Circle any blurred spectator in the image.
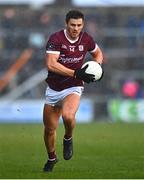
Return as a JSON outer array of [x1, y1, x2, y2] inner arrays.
[[126, 15, 139, 47], [126, 16, 139, 28], [138, 14, 144, 49], [0, 30, 4, 49], [122, 80, 143, 99], [1, 8, 16, 49], [29, 32, 45, 48], [140, 15, 144, 33], [106, 12, 118, 27], [86, 19, 97, 38], [39, 12, 51, 28], [1, 8, 16, 29]]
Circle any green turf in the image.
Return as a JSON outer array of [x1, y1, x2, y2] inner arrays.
[[0, 122, 144, 179]]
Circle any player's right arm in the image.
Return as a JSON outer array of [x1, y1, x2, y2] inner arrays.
[[45, 53, 74, 77], [46, 33, 75, 77]]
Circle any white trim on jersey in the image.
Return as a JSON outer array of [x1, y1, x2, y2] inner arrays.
[[46, 50, 60, 54], [64, 29, 79, 44], [90, 43, 98, 53]]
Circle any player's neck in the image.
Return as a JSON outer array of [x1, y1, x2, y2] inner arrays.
[[64, 29, 79, 43]]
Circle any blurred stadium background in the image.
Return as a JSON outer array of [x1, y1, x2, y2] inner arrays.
[[0, 0, 144, 123]]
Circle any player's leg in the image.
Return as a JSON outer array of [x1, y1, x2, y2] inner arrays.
[[62, 93, 80, 160], [43, 104, 61, 172]]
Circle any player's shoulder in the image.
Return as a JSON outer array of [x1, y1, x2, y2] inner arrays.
[[82, 31, 94, 41]]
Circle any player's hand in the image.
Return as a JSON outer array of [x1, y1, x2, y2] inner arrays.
[[74, 65, 95, 83]]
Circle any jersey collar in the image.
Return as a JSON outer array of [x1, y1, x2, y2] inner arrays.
[[64, 29, 79, 44]]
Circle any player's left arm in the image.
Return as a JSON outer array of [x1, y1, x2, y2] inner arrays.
[[91, 45, 104, 81], [90, 45, 103, 65]]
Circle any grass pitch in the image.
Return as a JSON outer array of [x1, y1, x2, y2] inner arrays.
[[0, 122, 144, 179]]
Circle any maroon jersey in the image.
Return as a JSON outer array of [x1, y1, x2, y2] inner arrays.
[[45, 29, 97, 91]]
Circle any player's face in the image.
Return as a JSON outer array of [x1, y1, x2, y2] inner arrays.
[[66, 18, 84, 40]]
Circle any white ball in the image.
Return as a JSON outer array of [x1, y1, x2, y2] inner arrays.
[[82, 61, 102, 81]]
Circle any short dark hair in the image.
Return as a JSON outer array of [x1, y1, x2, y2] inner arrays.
[[66, 10, 84, 23]]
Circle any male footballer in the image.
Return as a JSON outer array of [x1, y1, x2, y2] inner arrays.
[[43, 9, 103, 172]]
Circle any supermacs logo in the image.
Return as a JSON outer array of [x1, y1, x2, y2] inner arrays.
[[60, 55, 84, 64]]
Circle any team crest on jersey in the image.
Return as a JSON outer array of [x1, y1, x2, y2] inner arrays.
[[78, 45, 84, 51]]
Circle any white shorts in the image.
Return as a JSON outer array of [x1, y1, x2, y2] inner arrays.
[[45, 86, 84, 106]]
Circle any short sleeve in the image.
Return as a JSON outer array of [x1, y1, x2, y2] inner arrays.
[[46, 33, 61, 54], [87, 35, 98, 53]]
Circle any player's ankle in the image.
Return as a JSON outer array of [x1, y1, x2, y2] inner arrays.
[[64, 135, 72, 141], [48, 151, 57, 161]]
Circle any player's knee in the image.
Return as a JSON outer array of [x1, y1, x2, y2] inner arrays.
[[44, 127, 55, 135], [62, 111, 75, 122]]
